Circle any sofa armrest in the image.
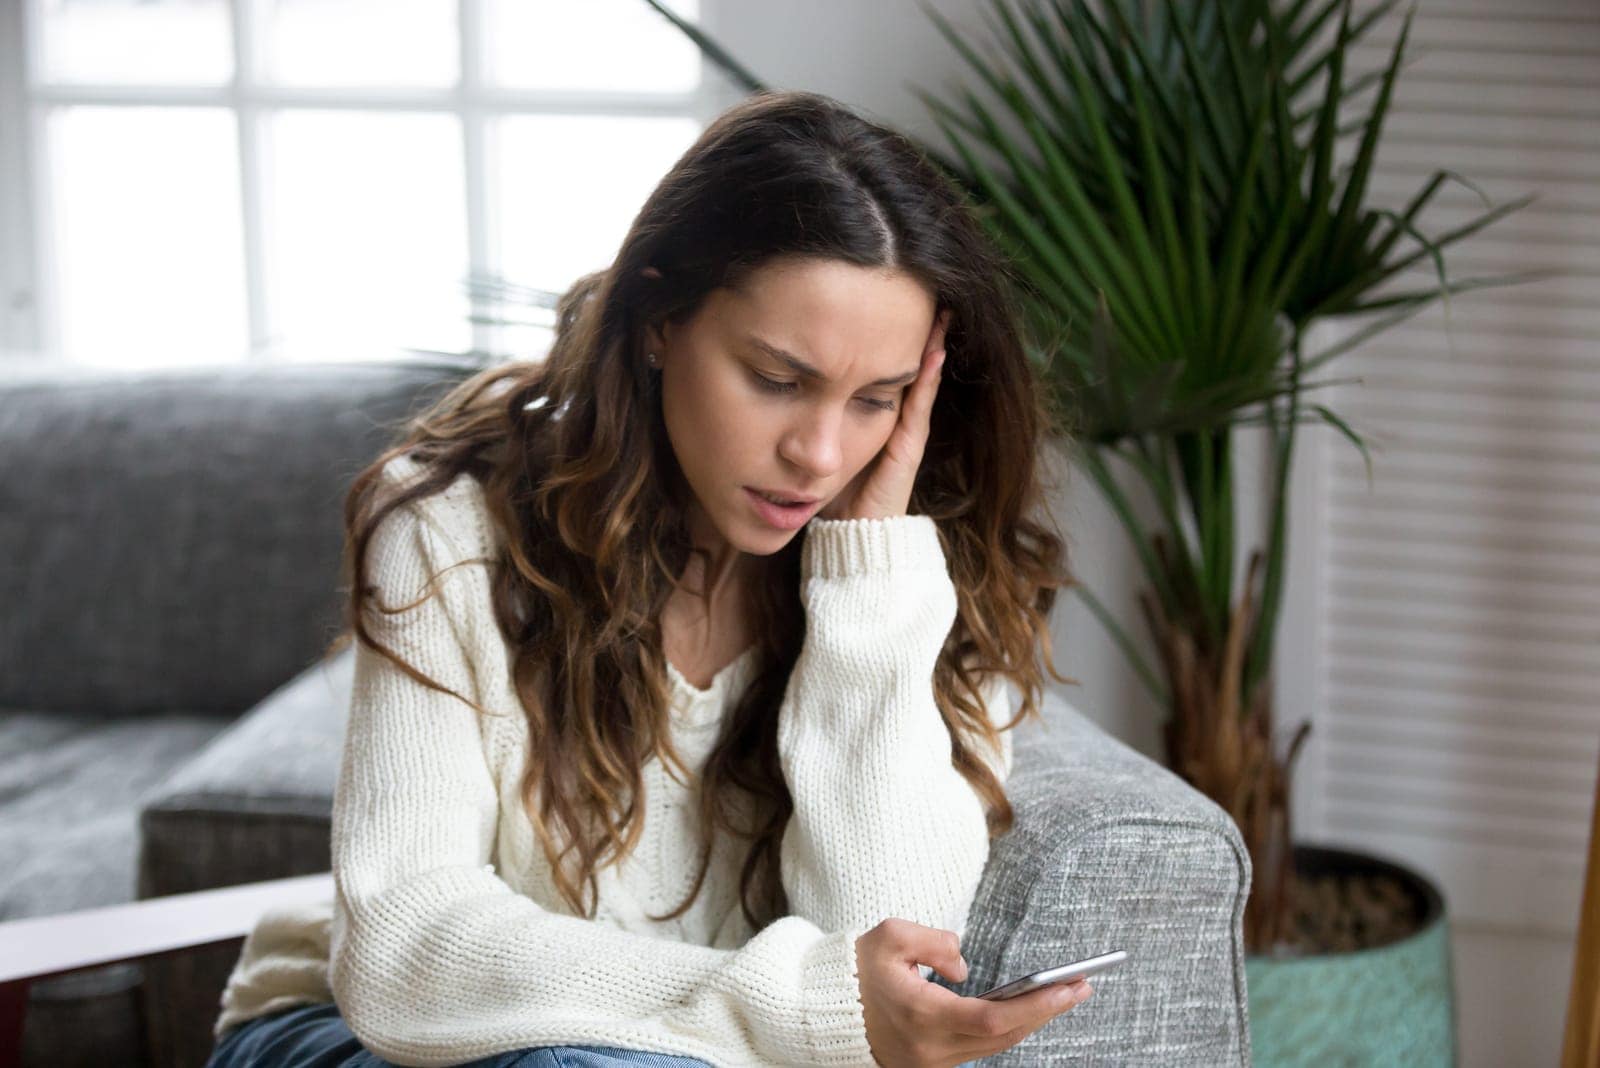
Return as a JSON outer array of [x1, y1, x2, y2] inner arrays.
[[138, 645, 354, 899], [136, 646, 352, 1068], [952, 694, 1253, 1066]]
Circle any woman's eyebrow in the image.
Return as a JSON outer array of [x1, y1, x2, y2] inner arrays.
[[746, 336, 919, 387]]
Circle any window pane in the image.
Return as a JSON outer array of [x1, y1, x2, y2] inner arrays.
[[51, 107, 246, 366], [267, 111, 469, 361], [40, 0, 232, 86], [494, 114, 700, 303], [486, 0, 701, 93], [263, 0, 457, 88]]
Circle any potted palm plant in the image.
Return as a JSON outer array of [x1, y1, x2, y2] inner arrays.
[[470, 0, 1556, 1060], [902, 0, 1556, 1061], [905, 0, 1556, 1060]]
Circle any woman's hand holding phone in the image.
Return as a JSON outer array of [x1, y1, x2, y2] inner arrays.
[[854, 918, 1094, 1067]]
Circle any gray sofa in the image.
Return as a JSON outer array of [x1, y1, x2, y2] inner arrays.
[[0, 357, 1252, 1067]]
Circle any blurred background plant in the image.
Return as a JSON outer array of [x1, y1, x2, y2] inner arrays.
[[904, 0, 1557, 953]]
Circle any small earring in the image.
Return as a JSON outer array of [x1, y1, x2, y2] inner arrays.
[[646, 352, 660, 368]]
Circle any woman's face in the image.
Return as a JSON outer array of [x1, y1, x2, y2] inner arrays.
[[646, 256, 937, 559]]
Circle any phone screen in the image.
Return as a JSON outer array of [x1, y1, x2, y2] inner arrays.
[[974, 949, 1128, 1000]]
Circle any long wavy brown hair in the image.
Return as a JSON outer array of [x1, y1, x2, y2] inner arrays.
[[330, 89, 1079, 936]]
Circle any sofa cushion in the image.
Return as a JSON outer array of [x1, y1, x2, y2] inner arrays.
[[0, 358, 472, 719], [0, 704, 229, 1035], [138, 643, 355, 899], [0, 710, 228, 925], [936, 691, 1252, 1064]]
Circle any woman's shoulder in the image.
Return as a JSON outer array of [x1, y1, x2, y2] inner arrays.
[[375, 451, 498, 562]]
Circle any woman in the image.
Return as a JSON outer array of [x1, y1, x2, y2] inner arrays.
[[205, 89, 1087, 1068]]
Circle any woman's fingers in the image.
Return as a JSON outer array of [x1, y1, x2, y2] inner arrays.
[[821, 308, 952, 520], [946, 979, 1093, 1041], [899, 309, 950, 445], [909, 343, 943, 435], [902, 977, 1093, 1065], [926, 307, 952, 356]]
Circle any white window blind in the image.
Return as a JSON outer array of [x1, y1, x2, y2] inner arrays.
[[1304, 0, 1600, 936]]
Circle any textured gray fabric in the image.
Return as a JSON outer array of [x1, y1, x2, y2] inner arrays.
[[935, 694, 1253, 1065], [0, 709, 228, 925], [139, 643, 355, 875], [0, 709, 228, 1067], [0, 358, 473, 718]]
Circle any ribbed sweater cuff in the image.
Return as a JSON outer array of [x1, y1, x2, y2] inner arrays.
[[802, 515, 945, 581], [799, 926, 877, 1066]]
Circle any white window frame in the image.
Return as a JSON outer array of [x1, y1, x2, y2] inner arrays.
[[0, 0, 728, 364]]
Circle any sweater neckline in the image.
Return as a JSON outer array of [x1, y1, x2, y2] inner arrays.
[[665, 643, 759, 709]]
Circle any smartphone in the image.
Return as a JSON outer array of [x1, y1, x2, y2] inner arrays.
[[974, 950, 1128, 1001]]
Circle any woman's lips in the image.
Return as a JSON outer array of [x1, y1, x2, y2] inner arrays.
[[750, 487, 819, 505], [744, 487, 821, 530]]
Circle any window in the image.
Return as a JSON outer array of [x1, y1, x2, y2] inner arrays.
[[1, 0, 715, 367]]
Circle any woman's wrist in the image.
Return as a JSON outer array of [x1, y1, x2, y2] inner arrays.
[[801, 514, 945, 581]]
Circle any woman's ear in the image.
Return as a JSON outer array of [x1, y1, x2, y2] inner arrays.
[[643, 319, 669, 356], [639, 267, 667, 354]]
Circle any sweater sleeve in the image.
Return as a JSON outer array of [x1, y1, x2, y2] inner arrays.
[[777, 515, 1012, 974], [328, 492, 877, 1068]]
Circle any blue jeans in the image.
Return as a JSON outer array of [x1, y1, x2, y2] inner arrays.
[[205, 1002, 714, 1068]]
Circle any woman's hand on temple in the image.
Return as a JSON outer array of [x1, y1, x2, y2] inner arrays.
[[818, 308, 951, 522], [855, 918, 1093, 1067]]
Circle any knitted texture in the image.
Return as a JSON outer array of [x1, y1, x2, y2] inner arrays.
[[213, 454, 1013, 1067]]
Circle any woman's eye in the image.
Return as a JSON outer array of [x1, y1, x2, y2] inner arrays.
[[752, 372, 797, 395], [751, 372, 897, 413]]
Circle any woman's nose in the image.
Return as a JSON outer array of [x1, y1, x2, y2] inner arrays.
[[778, 408, 844, 480]]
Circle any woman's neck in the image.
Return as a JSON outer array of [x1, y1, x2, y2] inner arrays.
[[662, 555, 759, 686]]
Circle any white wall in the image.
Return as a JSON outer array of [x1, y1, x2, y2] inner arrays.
[[707, 1, 997, 156]]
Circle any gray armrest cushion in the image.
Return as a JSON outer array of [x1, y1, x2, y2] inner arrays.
[[138, 646, 354, 899], [953, 695, 1253, 1066]]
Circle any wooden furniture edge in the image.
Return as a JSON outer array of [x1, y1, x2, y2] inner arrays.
[[0, 871, 333, 1068], [1562, 741, 1600, 1068]]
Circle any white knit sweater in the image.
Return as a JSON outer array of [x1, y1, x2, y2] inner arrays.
[[213, 454, 1014, 1067]]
